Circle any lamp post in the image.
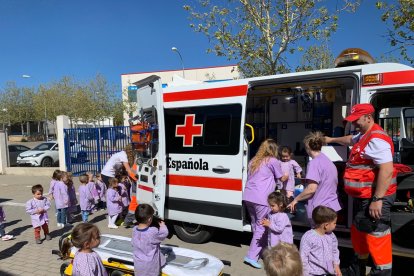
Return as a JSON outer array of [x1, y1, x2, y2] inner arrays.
[[171, 47, 185, 78], [1, 108, 7, 131]]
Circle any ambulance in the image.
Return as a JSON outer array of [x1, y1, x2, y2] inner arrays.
[[130, 59, 414, 255]]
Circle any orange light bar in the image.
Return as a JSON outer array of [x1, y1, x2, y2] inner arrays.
[[362, 74, 382, 86]]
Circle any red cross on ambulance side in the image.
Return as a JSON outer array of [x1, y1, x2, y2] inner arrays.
[[175, 114, 203, 147]]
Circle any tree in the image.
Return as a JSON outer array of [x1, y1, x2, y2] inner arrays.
[[184, 0, 360, 77], [376, 0, 414, 64], [296, 44, 334, 71]]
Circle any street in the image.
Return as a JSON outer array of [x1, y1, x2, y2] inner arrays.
[[0, 175, 412, 276]]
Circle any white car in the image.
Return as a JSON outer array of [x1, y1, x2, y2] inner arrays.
[[17, 141, 59, 167]]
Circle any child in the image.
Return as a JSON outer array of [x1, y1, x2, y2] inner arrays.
[[106, 178, 123, 229], [53, 171, 69, 228], [300, 206, 341, 276], [261, 191, 293, 247], [48, 169, 61, 216], [278, 146, 302, 198], [95, 173, 107, 210], [0, 206, 14, 241], [86, 172, 99, 212], [25, 185, 51, 244], [79, 174, 95, 222], [61, 223, 107, 276], [132, 204, 169, 276], [66, 172, 78, 224], [118, 173, 131, 215], [263, 242, 303, 276]]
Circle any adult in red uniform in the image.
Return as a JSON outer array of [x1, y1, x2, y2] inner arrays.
[[326, 104, 396, 276]]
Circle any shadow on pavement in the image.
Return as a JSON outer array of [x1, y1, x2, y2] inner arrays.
[[4, 219, 22, 228], [89, 214, 107, 224], [0, 198, 12, 204], [209, 228, 251, 247], [0, 241, 28, 260], [50, 225, 73, 239], [0, 269, 16, 276], [9, 224, 32, 236]]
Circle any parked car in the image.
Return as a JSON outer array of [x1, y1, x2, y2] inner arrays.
[[8, 145, 31, 166], [16, 141, 88, 167]]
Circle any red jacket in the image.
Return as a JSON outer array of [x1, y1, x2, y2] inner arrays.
[[344, 123, 397, 198]]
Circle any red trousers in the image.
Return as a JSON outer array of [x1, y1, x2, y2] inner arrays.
[[34, 223, 49, 239]]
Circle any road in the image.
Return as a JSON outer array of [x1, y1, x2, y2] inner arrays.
[[0, 175, 412, 275]]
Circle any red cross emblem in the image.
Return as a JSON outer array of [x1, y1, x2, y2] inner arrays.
[[175, 114, 203, 147]]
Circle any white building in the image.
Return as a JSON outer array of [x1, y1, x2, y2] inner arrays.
[[121, 65, 240, 125]]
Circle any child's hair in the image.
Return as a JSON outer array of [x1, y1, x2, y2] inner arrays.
[[312, 206, 337, 226], [79, 174, 88, 184], [303, 131, 326, 151], [96, 172, 101, 178], [263, 242, 303, 276], [279, 146, 293, 156], [61, 223, 100, 259], [32, 184, 43, 194], [249, 139, 279, 175], [52, 169, 61, 180], [268, 191, 288, 211], [67, 172, 73, 179], [124, 143, 135, 166], [135, 203, 155, 224], [108, 177, 118, 188]]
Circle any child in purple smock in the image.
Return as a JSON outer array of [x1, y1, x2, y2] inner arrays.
[[106, 178, 123, 229], [61, 223, 107, 276], [86, 172, 99, 211], [288, 132, 341, 225], [243, 139, 287, 269], [118, 174, 131, 213], [261, 191, 293, 247], [0, 206, 14, 241], [132, 204, 169, 276], [53, 172, 69, 228], [278, 146, 302, 198], [66, 172, 78, 224], [95, 173, 107, 210], [79, 175, 95, 222], [48, 169, 61, 216], [300, 206, 341, 276], [25, 184, 51, 244]]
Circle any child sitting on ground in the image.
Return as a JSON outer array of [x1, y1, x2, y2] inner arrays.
[[61, 223, 107, 276], [260, 191, 293, 247], [132, 204, 169, 276], [0, 206, 14, 241], [25, 184, 51, 244], [300, 206, 341, 276], [263, 242, 303, 276]]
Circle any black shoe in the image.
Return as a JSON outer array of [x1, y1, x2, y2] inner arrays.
[[124, 223, 134, 229], [45, 234, 52, 241]]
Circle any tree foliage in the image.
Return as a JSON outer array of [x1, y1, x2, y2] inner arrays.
[[296, 44, 334, 71], [184, 0, 360, 77], [376, 0, 414, 64]]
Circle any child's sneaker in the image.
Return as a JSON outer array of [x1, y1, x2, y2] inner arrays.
[[45, 234, 52, 241], [108, 224, 118, 229], [35, 239, 42, 244], [1, 235, 14, 241], [243, 256, 262, 269]]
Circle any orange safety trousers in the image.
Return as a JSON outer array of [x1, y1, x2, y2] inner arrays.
[[351, 224, 392, 269]]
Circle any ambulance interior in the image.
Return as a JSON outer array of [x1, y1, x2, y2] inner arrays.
[[245, 75, 356, 228]]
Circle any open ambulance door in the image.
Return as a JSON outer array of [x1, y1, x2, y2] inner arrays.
[[399, 107, 414, 165], [132, 75, 167, 219]]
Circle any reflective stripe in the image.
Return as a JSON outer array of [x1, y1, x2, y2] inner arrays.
[[345, 177, 397, 188], [370, 228, 391, 237], [346, 164, 376, 169], [375, 263, 392, 270]]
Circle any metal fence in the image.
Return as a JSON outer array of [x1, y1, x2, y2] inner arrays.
[[64, 126, 131, 176]]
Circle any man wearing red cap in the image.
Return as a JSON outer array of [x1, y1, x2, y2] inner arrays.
[[326, 103, 396, 276]]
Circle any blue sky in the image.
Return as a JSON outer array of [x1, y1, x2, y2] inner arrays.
[[0, 1, 411, 92]]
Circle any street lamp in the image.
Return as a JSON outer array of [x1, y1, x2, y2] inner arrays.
[[171, 47, 185, 78], [1, 108, 7, 131]]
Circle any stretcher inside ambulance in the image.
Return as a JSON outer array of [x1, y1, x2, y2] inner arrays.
[[131, 64, 414, 256]]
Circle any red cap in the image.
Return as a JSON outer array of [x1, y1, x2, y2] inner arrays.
[[345, 103, 375, 122]]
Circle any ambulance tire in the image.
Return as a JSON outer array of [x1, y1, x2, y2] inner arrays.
[[173, 222, 215, 244], [60, 263, 69, 276]]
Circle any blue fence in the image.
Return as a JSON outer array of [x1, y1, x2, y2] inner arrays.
[[64, 126, 131, 176]]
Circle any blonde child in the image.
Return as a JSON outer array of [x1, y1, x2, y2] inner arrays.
[[95, 173, 107, 210], [300, 206, 341, 276], [53, 172, 69, 228], [86, 172, 99, 212], [132, 204, 169, 276], [61, 223, 107, 276], [66, 172, 78, 224], [25, 184, 51, 244], [0, 206, 14, 241], [261, 191, 293, 247], [78, 175, 95, 222], [278, 146, 302, 198], [106, 178, 123, 229], [48, 169, 61, 216], [263, 242, 303, 276]]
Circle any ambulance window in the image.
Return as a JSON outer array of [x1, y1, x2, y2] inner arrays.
[[165, 104, 242, 155]]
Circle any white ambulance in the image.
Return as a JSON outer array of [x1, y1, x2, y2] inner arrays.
[[131, 62, 414, 254]]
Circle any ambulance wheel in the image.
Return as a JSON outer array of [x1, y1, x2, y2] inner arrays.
[[173, 222, 215, 244], [60, 263, 69, 276]]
